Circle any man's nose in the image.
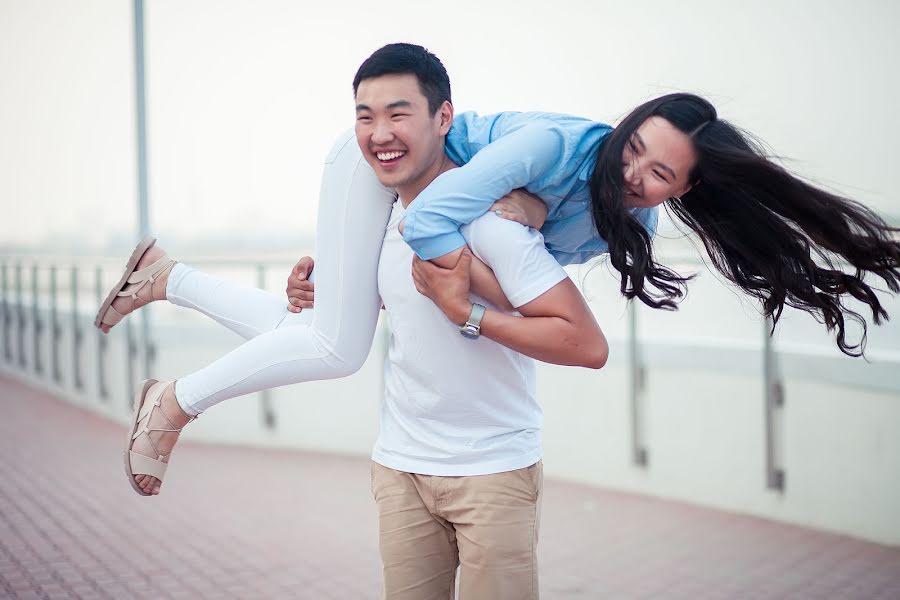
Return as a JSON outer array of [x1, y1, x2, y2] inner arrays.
[[371, 121, 393, 144]]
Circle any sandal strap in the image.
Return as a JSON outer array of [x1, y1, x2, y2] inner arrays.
[[100, 304, 126, 327], [116, 255, 175, 307], [129, 450, 169, 479], [128, 379, 198, 485], [132, 380, 191, 448], [127, 254, 173, 285]]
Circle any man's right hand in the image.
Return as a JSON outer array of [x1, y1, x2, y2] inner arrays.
[[286, 256, 315, 313]]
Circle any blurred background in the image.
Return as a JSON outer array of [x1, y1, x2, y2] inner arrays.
[[1, 0, 899, 589]]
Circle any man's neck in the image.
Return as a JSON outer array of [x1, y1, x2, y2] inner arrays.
[[397, 153, 459, 208]]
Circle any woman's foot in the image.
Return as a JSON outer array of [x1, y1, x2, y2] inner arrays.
[[99, 244, 174, 334], [128, 381, 194, 495]]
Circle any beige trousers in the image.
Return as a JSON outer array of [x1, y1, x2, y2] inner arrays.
[[370, 461, 543, 600]]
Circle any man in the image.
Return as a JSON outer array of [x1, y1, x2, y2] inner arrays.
[[293, 43, 608, 599]]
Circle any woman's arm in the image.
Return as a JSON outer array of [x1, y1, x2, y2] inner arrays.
[[402, 120, 566, 260]]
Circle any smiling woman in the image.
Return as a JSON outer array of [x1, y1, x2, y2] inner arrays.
[[401, 91, 900, 357], [621, 116, 697, 209]]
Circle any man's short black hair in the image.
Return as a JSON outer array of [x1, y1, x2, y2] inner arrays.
[[353, 43, 451, 115]]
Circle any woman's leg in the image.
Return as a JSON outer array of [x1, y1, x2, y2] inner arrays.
[[164, 262, 305, 340], [130, 130, 396, 493], [97, 250, 298, 339], [174, 129, 395, 412]]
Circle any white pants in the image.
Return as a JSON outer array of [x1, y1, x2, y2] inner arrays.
[[168, 130, 396, 416]]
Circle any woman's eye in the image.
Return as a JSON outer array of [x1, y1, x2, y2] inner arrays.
[[652, 170, 667, 182], [628, 140, 637, 152]]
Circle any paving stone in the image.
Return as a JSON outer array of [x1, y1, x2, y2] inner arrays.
[[2, 375, 899, 599]]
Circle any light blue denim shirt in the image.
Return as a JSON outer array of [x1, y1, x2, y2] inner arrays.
[[402, 111, 659, 267]]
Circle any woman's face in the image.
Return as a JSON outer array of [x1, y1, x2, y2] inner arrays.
[[621, 116, 697, 209]]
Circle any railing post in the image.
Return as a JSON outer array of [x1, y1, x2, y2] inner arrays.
[[763, 316, 785, 491], [257, 264, 276, 430], [72, 266, 83, 390], [125, 311, 137, 406], [95, 266, 108, 400], [16, 263, 25, 368], [1, 263, 10, 363], [628, 300, 648, 467], [31, 264, 43, 375], [50, 265, 62, 383]]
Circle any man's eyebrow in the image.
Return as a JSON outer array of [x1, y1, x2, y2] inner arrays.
[[635, 131, 677, 179], [355, 100, 413, 112], [386, 100, 412, 110]]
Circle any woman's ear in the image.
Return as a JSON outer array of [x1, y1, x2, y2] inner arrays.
[[676, 182, 694, 199]]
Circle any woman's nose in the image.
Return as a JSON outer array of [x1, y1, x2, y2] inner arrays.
[[623, 157, 640, 186]]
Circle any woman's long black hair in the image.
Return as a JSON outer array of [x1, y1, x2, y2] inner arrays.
[[590, 93, 900, 356]]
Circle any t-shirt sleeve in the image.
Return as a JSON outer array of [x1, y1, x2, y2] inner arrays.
[[461, 212, 568, 308], [402, 120, 567, 261]]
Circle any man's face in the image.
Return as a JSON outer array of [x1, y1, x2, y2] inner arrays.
[[355, 73, 452, 201]]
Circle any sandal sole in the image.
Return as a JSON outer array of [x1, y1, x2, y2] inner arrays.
[[124, 378, 158, 497], [94, 235, 157, 330]]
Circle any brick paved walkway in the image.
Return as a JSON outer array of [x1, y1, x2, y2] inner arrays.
[[1, 376, 899, 599]]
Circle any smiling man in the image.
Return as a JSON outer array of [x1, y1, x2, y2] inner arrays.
[[350, 44, 608, 599]]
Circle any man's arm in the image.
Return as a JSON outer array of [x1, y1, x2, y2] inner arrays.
[[411, 216, 609, 369], [402, 189, 547, 314]]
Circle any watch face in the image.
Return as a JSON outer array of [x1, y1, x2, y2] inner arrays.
[[460, 325, 480, 339]]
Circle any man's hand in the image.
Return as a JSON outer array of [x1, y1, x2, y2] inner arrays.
[[411, 248, 474, 325], [286, 256, 315, 313], [490, 189, 549, 230]]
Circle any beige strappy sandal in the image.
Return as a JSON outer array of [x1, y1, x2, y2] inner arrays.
[[94, 235, 175, 331], [125, 379, 194, 496]]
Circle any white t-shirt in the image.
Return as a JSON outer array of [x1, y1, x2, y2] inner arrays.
[[372, 201, 568, 476]]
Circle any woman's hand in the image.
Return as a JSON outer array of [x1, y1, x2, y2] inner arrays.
[[490, 189, 548, 230], [286, 256, 315, 313]]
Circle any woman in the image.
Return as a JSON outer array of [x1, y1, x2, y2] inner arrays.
[[99, 74, 900, 496]]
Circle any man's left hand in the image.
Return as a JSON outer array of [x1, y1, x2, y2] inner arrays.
[[411, 249, 474, 325], [286, 256, 315, 313]]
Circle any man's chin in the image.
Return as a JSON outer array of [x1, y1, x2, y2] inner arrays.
[[374, 172, 408, 190]]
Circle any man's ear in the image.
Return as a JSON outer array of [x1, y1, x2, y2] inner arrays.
[[438, 101, 453, 135]]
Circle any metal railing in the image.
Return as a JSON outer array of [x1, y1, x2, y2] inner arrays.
[[2, 254, 897, 494]]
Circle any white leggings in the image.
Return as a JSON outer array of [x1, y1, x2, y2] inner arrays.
[[168, 130, 396, 416]]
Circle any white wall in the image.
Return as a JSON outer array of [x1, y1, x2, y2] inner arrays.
[[1, 0, 898, 249]]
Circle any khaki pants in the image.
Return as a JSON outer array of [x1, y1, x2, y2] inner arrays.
[[370, 461, 543, 600]]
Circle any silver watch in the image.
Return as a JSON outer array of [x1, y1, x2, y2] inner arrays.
[[459, 303, 486, 339]]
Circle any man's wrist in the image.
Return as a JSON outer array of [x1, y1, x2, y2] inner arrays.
[[451, 301, 475, 326]]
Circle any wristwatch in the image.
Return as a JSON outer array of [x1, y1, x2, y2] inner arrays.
[[459, 303, 486, 339]]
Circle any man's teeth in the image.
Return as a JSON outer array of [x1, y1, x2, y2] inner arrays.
[[376, 151, 405, 161]]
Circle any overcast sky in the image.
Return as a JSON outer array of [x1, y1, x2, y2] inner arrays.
[[1, 0, 898, 251]]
